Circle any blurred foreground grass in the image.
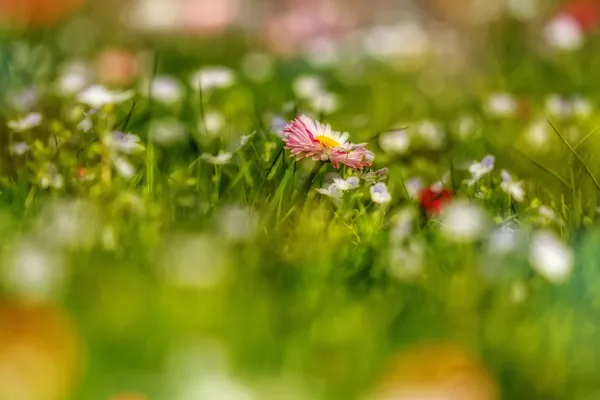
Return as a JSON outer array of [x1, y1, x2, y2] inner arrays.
[[3, 6, 600, 399]]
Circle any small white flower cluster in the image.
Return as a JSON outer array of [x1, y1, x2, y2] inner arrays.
[[316, 170, 392, 205], [103, 131, 145, 180], [462, 154, 526, 203]]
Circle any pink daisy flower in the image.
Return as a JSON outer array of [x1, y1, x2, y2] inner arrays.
[[282, 115, 373, 169]]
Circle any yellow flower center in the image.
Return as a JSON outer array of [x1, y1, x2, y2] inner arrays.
[[315, 135, 340, 148]]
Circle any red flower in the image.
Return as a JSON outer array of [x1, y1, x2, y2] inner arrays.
[[419, 186, 453, 215], [76, 167, 86, 178], [561, 0, 600, 31]]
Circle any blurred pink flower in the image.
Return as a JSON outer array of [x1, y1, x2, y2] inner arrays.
[[179, 0, 239, 36], [96, 48, 140, 86], [262, 0, 356, 55], [283, 115, 373, 169]]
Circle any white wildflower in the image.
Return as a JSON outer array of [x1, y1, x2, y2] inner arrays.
[[538, 205, 557, 220], [572, 97, 592, 117], [177, 372, 257, 400], [10, 142, 30, 155], [390, 207, 417, 243], [147, 75, 183, 103], [106, 131, 143, 154], [311, 91, 341, 114], [404, 177, 424, 200], [500, 170, 526, 202], [333, 176, 360, 191], [544, 14, 584, 51], [525, 119, 551, 149], [191, 67, 235, 91], [2, 239, 65, 301], [271, 115, 287, 137], [202, 111, 225, 135], [40, 164, 64, 189], [78, 85, 134, 108], [529, 230, 574, 283], [292, 75, 324, 99], [7, 112, 42, 131], [545, 94, 571, 118], [379, 129, 411, 154], [201, 151, 233, 165], [439, 201, 488, 243], [56, 60, 94, 95], [316, 183, 342, 199], [77, 116, 93, 132], [112, 156, 136, 179], [370, 183, 392, 204], [486, 223, 519, 255], [416, 121, 445, 149], [464, 155, 495, 186], [485, 93, 517, 117]]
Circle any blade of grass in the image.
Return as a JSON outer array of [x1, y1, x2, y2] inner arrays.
[[512, 147, 572, 189], [574, 125, 600, 150], [547, 120, 600, 192]]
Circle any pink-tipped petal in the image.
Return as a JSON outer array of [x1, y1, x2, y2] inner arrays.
[[330, 147, 374, 169], [282, 115, 323, 160]]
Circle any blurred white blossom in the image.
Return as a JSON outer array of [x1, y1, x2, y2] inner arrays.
[[2, 239, 65, 301], [439, 201, 488, 243], [529, 230, 574, 283], [379, 129, 411, 154], [485, 93, 517, 117], [78, 85, 134, 108], [292, 75, 324, 99], [404, 177, 424, 200], [333, 176, 360, 191], [316, 183, 342, 200], [10, 142, 30, 156], [311, 91, 341, 114], [416, 121, 445, 149], [39, 164, 64, 189], [56, 60, 94, 96], [191, 67, 235, 91], [106, 132, 144, 154], [146, 75, 184, 103], [201, 151, 233, 165], [7, 112, 42, 132], [112, 156, 136, 179], [500, 170, 526, 202], [544, 14, 584, 51], [202, 111, 225, 135]]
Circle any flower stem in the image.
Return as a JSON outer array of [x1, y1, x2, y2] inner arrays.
[[303, 162, 325, 194]]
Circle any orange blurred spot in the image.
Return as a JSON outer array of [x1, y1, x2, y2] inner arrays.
[[369, 341, 499, 400], [0, 0, 83, 28], [0, 300, 83, 400], [96, 48, 140, 87], [110, 391, 151, 400]]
